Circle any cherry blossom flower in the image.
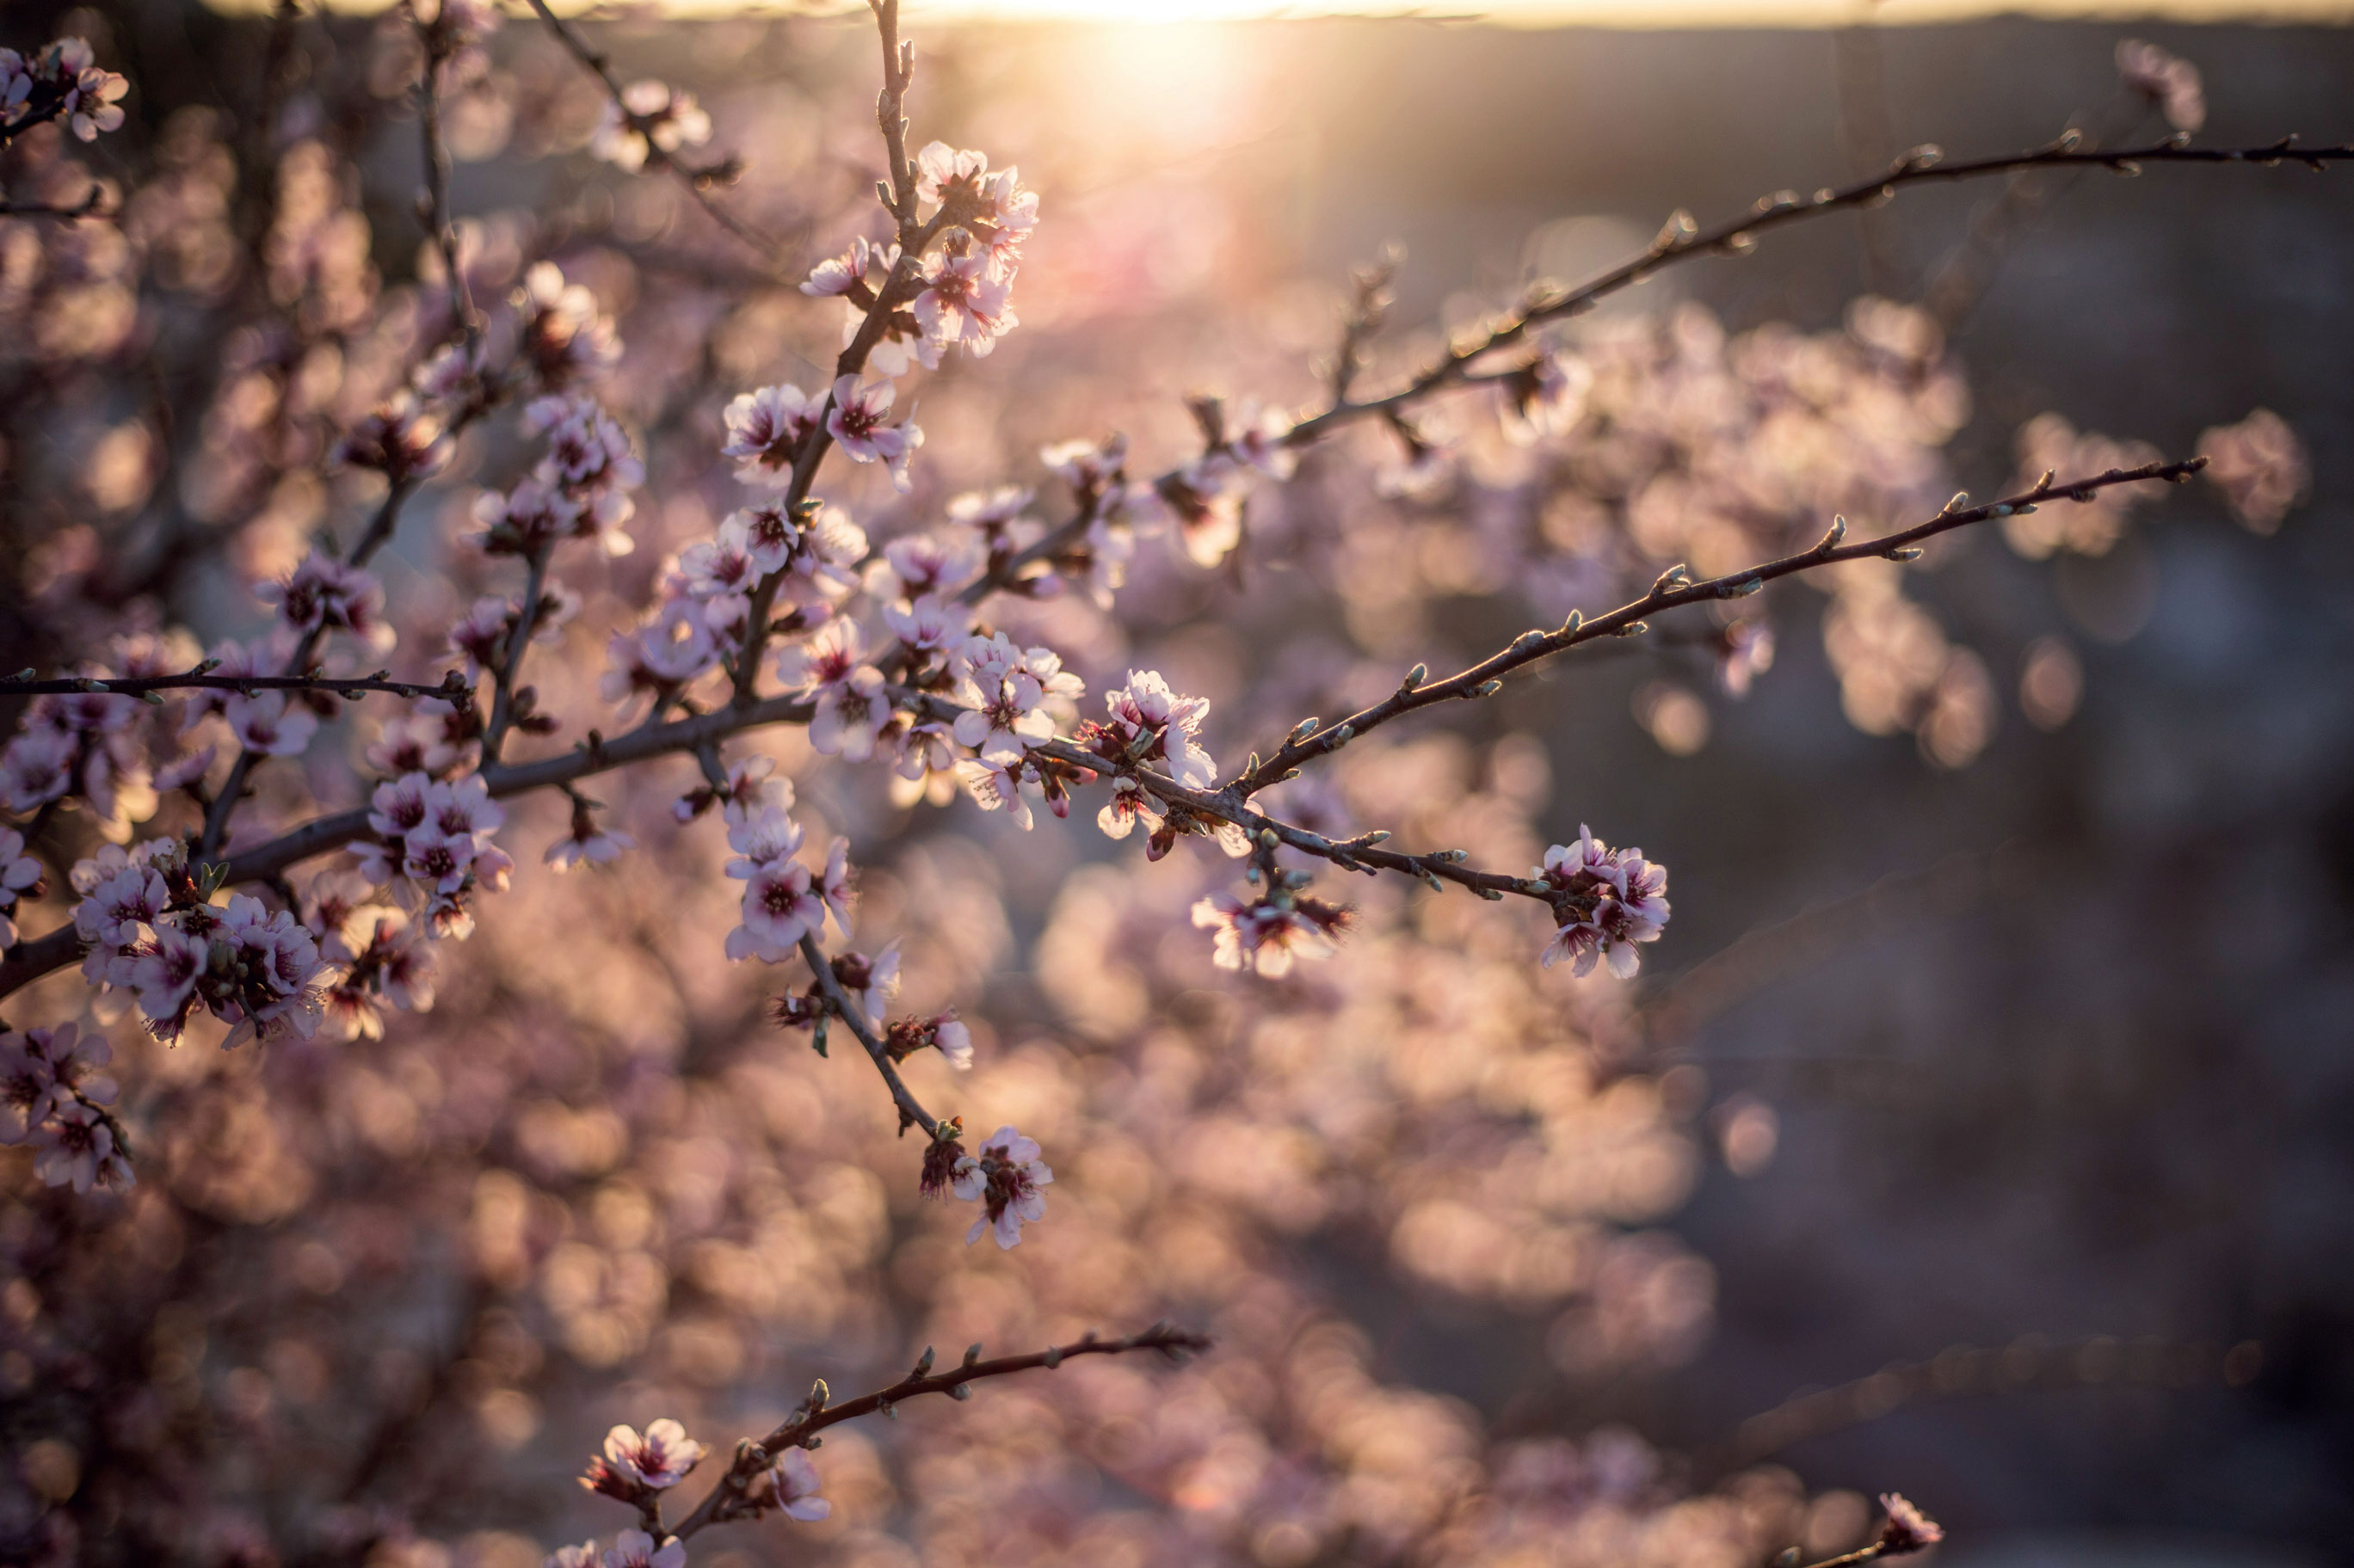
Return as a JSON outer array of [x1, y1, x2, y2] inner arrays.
[[823, 376, 921, 492], [875, 533, 983, 602], [592, 79, 712, 172], [1159, 457, 1248, 569], [883, 593, 972, 659], [225, 692, 319, 758], [257, 550, 396, 651], [951, 1122, 1053, 1249], [721, 384, 823, 487], [912, 246, 1015, 354], [1096, 776, 1163, 842], [728, 859, 823, 963], [956, 753, 1038, 830], [1191, 891, 1349, 978], [337, 393, 448, 478], [545, 796, 634, 871], [801, 234, 892, 298], [599, 1529, 687, 1568], [1500, 349, 1593, 444], [543, 1545, 598, 1568], [1876, 1493, 1945, 1553], [946, 484, 1035, 544], [0, 827, 44, 948], [820, 838, 855, 936], [591, 1419, 706, 1492], [952, 633, 1081, 759], [767, 1448, 830, 1522], [915, 142, 990, 207], [1535, 827, 1670, 977], [832, 941, 900, 1033], [34, 1099, 128, 1193], [675, 753, 791, 824], [515, 262, 621, 390], [1716, 620, 1775, 698], [1094, 669, 1218, 788]]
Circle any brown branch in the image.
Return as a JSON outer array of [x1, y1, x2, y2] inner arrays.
[[666, 1323, 1212, 1539], [410, 2, 478, 343], [1283, 135, 2354, 446], [1231, 458, 2207, 799], [0, 187, 110, 222], [0, 692, 817, 997], [794, 928, 939, 1138], [0, 669, 471, 703], [521, 0, 787, 267]]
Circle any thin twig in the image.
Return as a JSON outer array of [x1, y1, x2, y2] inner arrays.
[[0, 187, 110, 222], [793, 929, 939, 1138], [1283, 135, 2354, 446], [665, 1323, 1212, 1539], [0, 669, 472, 703]]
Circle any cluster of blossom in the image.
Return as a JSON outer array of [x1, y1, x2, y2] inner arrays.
[[801, 140, 1038, 379], [1533, 825, 1673, 978], [0, 677, 158, 836], [472, 390, 643, 562], [911, 1119, 1055, 1248], [0, 37, 129, 143], [0, 1022, 129, 1193], [1192, 879, 1354, 979], [1156, 397, 1301, 568], [589, 80, 713, 174], [69, 839, 330, 1048], [348, 772, 512, 943], [719, 791, 852, 965], [561, 1419, 828, 1567]]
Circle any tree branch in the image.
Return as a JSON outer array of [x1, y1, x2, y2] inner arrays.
[[666, 1323, 1213, 1539]]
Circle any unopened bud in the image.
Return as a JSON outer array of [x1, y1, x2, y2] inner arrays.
[[1887, 546, 1925, 563], [1561, 610, 1584, 635], [1470, 679, 1503, 697], [963, 1343, 983, 1368], [950, 1382, 971, 1400], [1402, 662, 1427, 689], [915, 1346, 936, 1375], [1042, 1347, 1063, 1368]]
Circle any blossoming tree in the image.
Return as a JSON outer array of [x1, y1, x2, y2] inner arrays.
[[0, 3, 2326, 1562]]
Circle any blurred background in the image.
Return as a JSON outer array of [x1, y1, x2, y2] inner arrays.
[[3, 2, 2351, 1562]]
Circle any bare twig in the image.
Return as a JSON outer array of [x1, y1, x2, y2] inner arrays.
[[1283, 136, 2354, 446], [0, 186, 110, 222], [665, 1323, 1212, 1539], [0, 668, 472, 704]]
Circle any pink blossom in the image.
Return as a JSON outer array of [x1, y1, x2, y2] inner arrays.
[[956, 753, 1036, 830], [728, 859, 823, 962], [1098, 669, 1218, 788], [950, 1122, 1053, 1249], [0, 827, 46, 947], [914, 141, 991, 207], [515, 262, 621, 390], [599, 1419, 706, 1491], [823, 376, 921, 491], [801, 234, 892, 298], [913, 248, 1015, 354], [767, 1448, 830, 1522], [1096, 776, 1163, 842], [952, 633, 1081, 759], [257, 550, 395, 652], [1190, 892, 1346, 978], [225, 692, 319, 758], [724, 804, 805, 876], [34, 1099, 128, 1193], [599, 1530, 686, 1568], [721, 384, 823, 487], [1716, 620, 1775, 698], [883, 593, 972, 657], [592, 78, 712, 171], [877, 533, 983, 601]]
